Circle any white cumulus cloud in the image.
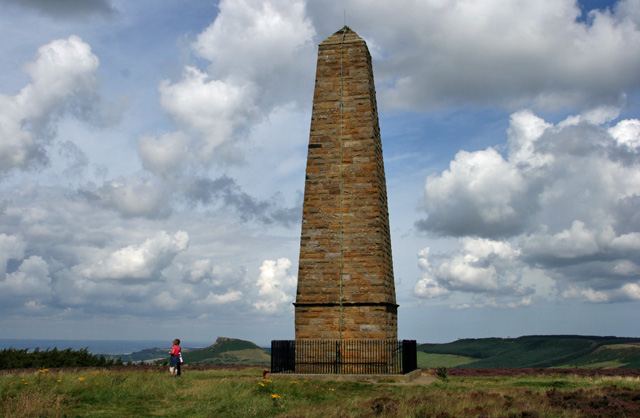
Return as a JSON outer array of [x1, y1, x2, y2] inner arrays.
[[149, 0, 316, 169], [421, 148, 530, 237], [201, 290, 244, 305], [609, 118, 640, 149], [192, 0, 315, 100], [0, 233, 27, 276], [336, 0, 640, 109], [137, 131, 191, 179], [416, 108, 640, 306], [414, 238, 529, 301], [80, 231, 189, 282], [159, 67, 256, 164], [253, 258, 297, 314], [85, 176, 172, 219], [0, 256, 51, 297], [0, 35, 98, 176]]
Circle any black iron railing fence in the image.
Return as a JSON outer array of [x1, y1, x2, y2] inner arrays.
[[271, 339, 417, 375]]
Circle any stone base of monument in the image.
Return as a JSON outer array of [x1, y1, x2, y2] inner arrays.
[[270, 339, 418, 377]]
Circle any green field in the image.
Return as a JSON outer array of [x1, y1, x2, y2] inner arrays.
[[2, 367, 639, 418], [560, 344, 640, 369], [416, 352, 478, 368]]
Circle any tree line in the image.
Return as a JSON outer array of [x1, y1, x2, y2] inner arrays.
[[0, 347, 124, 369]]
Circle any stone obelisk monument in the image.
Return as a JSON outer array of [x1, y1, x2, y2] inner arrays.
[[295, 26, 397, 341]]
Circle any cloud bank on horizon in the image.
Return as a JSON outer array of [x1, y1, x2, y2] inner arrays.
[[0, 0, 639, 343]]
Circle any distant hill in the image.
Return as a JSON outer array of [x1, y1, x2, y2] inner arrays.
[[418, 335, 640, 369], [183, 337, 270, 366], [106, 337, 270, 366], [107, 347, 199, 364]]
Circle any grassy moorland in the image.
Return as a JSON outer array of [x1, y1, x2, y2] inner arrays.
[[418, 335, 640, 369], [1, 366, 639, 418]]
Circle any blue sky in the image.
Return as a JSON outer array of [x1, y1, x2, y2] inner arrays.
[[0, 0, 639, 346]]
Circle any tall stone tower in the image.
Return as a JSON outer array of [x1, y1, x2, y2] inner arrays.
[[295, 27, 397, 341]]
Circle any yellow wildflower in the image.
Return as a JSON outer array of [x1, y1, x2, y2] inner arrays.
[[57, 380, 62, 383], [78, 377, 85, 381], [271, 394, 281, 399]]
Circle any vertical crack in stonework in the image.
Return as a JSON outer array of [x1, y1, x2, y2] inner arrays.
[[295, 27, 398, 341]]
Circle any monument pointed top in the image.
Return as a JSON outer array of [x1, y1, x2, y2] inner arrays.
[[320, 26, 364, 45], [334, 25, 354, 35]]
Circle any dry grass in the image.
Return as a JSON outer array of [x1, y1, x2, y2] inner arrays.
[[1, 391, 66, 418]]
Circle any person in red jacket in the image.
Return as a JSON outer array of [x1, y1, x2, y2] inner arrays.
[[169, 338, 180, 376]]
